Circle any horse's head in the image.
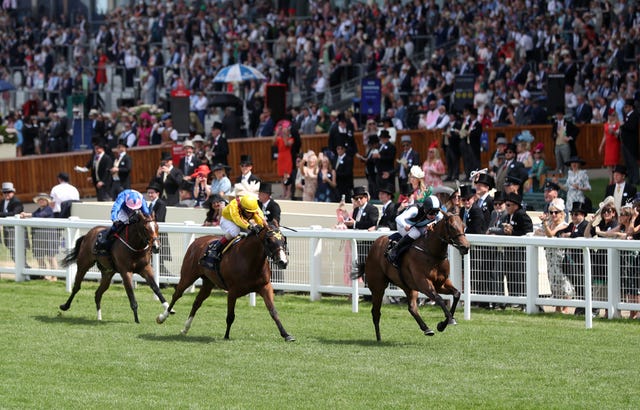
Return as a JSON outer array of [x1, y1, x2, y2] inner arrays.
[[438, 212, 470, 255], [259, 223, 288, 269], [133, 210, 160, 251]]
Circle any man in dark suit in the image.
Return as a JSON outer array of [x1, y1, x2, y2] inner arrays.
[[257, 107, 275, 137], [146, 182, 171, 275], [459, 184, 484, 234], [551, 107, 580, 174], [377, 183, 397, 230], [208, 121, 229, 165], [373, 130, 396, 194], [89, 109, 105, 141], [604, 165, 637, 211], [620, 99, 640, 185], [109, 140, 132, 198], [0, 182, 28, 267], [396, 135, 420, 194], [178, 140, 200, 178], [500, 192, 533, 298], [495, 143, 527, 189], [152, 152, 183, 206], [86, 141, 113, 201], [334, 144, 354, 202], [258, 183, 281, 225], [327, 114, 357, 157], [574, 94, 593, 124], [236, 154, 261, 184], [344, 186, 379, 230]]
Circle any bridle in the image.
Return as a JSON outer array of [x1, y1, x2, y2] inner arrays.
[[437, 212, 466, 248], [115, 211, 159, 253], [260, 225, 287, 261]]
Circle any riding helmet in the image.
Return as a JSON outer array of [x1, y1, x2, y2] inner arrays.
[[240, 196, 260, 213], [420, 195, 441, 212], [125, 191, 143, 210]]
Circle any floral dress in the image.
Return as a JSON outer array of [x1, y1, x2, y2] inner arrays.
[[565, 169, 590, 206], [422, 160, 445, 188], [545, 224, 575, 298]]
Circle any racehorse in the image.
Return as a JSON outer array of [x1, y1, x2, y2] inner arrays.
[[59, 211, 169, 323], [156, 223, 294, 341], [354, 212, 470, 341]]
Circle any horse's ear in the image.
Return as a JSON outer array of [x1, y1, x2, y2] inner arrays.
[[271, 219, 280, 229]]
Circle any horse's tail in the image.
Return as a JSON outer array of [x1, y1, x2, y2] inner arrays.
[[60, 235, 85, 267], [351, 262, 366, 280]]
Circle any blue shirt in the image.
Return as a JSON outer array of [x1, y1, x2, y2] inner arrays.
[[110, 189, 151, 221]]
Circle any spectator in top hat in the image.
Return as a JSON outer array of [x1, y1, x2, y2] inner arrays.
[[0, 182, 29, 268], [397, 134, 420, 193], [180, 140, 201, 180], [459, 184, 484, 234], [473, 172, 495, 228], [328, 113, 357, 157], [258, 183, 281, 225], [356, 133, 380, 198], [551, 106, 579, 175], [208, 121, 229, 165], [373, 130, 396, 194], [152, 151, 184, 206], [83, 140, 113, 201], [343, 186, 379, 230], [109, 139, 132, 199], [542, 180, 561, 214], [499, 192, 533, 300], [377, 183, 397, 231], [236, 154, 261, 184], [333, 143, 354, 202], [146, 182, 171, 275], [605, 164, 637, 213], [620, 98, 640, 185]]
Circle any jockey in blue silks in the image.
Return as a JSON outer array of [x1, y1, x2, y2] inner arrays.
[[96, 189, 151, 253], [387, 195, 442, 268]]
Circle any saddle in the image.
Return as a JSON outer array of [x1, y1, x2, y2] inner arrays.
[[201, 235, 243, 270], [384, 232, 402, 257]]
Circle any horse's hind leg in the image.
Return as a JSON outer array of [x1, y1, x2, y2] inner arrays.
[[405, 290, 435, 337], [180, 278, 214, 335], [59, 258, 94, 312], [94, 271, 115, 321], [438, 278, 461, 323], [224, 294, 238, 340], [370, 287, 385, 342], [259, 284, 295, 342], [118, 271, 140, 323]]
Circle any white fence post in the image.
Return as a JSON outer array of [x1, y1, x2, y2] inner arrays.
[[608, 247, 621, 319], [525, 244, 539, 313], [309, 226, 323, 301], [350, 238, 359, 313], [14, 217, 27, 282]]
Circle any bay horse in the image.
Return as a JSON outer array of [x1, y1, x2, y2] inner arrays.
[[59, 211, 169, 323], [156, 223, 294, 341], [353, 212, 470, 341]]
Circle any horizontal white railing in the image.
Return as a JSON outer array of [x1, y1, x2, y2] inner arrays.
[[1, 216, 639, 329]]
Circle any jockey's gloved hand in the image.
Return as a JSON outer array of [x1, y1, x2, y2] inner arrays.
[[250, 224, 261, 235], [128, 212, 140, 224]]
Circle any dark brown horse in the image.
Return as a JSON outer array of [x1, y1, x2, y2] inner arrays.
[[354, 212, 470, 341], [156, 224, 294, 341], [59, 211, 169, 323]]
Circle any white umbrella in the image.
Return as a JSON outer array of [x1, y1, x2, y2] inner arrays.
[[213, 63, 266, 83]]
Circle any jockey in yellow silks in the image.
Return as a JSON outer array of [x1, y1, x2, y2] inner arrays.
[[200, 182, 267, 267]]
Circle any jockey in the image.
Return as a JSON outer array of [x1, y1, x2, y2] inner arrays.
[[387, 195, 442, 267], [200, 193, 267, 268], [96, 189, 151, 253]]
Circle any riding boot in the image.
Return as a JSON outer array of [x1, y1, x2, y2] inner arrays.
[[200, 237, 229, 269], [96, 221, 122, 254], [386, 235, 414, 268]]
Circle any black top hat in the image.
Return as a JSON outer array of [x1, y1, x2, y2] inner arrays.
[[378, 183, 394, 195], [504, 175, 522, 186], [505, 143, 517, 153], [160, 152, 172, 161], [543, 180, 561, 191], [493, 191, 506, 203], [613, 164, 627, 175], [379, 129, 390, 139], [351, 186, 369, 198], [367, 134, 380, 144], [570, 201, 590, 215], [259, 182, 272, 195], [504, 192, 522, 207], [624, 98, 635, 107], [475, 173, 495, 189], [212, 121, 223, 130], [146, 182, 162, 193], [555, 106, 565, 114], [564, 156, 586, 166], [240, 154, 253, 165], [468, 107, 478, 116], [459, 184, 476, 200], [57, 172, 70, 182]]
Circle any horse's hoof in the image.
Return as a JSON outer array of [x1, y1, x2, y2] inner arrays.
[[424, 329, 435, 336], [180, 329, 188, 335], [156, 316, 165, 324], [448, 318, 457, 326], [170, 309, 176, 315], [437, 322, 447, 332], [59, 304, 69, 311], [284, 335, 296, 342]]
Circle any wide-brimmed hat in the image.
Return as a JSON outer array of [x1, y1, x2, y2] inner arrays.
[[33, 193, 51, 204], [543, 181, 560, 191], [190, 164, 211, 179], [409, 165, 425, 179], [475, 173, 495, 189], [564, 156, 586, 166], [504, 192, 522, 207], [240, 154, 253, 165], [204, 193, 227, 208], [432, 185, 455, 197], [2, 182, 15, 193], [183, 140, 195, 149], [351, 186, 369, 199], [212, 163, 230, 172], [192, 134, 205, 143], [259, 182, 272, 195], [459, 184, 476, 200], [569, 201, 590, 215], [613, 164, 627, 175]]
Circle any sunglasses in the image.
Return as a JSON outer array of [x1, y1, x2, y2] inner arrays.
[[505, 203, 513, 207], [353, 196, 366, 200], [494, 202, 504, 206], [570, 212, 583, 216], [549, 210, 562, 215], [603, 209, 615, 214]]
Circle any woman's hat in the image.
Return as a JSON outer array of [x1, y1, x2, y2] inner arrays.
[[2, 182, 15, 193], [192, 134, 205, 143], [33, 193, 51, 204], [190, 164, 211, 179], [351, 186, 369, 199], [459, 184, 476, 200], [504, 192, 522, 207], [211, 163, 230, 172], [409, 165, 425, 179], [564, 156, 586, 166]]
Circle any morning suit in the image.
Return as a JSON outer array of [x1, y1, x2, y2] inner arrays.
[[179, 154, 200, 177], [377, 200, 398, 231], [86, 152, 113, 201], [110, 151, 132, 198], [149, 197, 171, 265], [153, 166, 184, 206], [261, 199, 281, 225], [620, 108, 640, 185], [604, 182, 637, 211], [334, 153, 354, 201], [504, 208, 533, 296]]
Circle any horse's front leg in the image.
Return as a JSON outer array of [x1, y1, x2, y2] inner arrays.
[[404, 289, 435, 336], [437, 278, 461, 324], [180, 278, 214, 335], [94, 271, 115, 321], [119, 271, 139, 323], [139, 264, 171, 310], [224, 293, 238, 340], [258, 283, 295, 342]]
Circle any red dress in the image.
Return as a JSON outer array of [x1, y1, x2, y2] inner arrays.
[[275, 136, 293, 177], [603, 122, 620, 167], [95, 54, 108, 85]]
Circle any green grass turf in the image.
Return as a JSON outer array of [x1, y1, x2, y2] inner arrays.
[[1, 280, 639, 409]]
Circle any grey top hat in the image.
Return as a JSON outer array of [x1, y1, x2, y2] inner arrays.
[[2, 182, 15, 193]]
